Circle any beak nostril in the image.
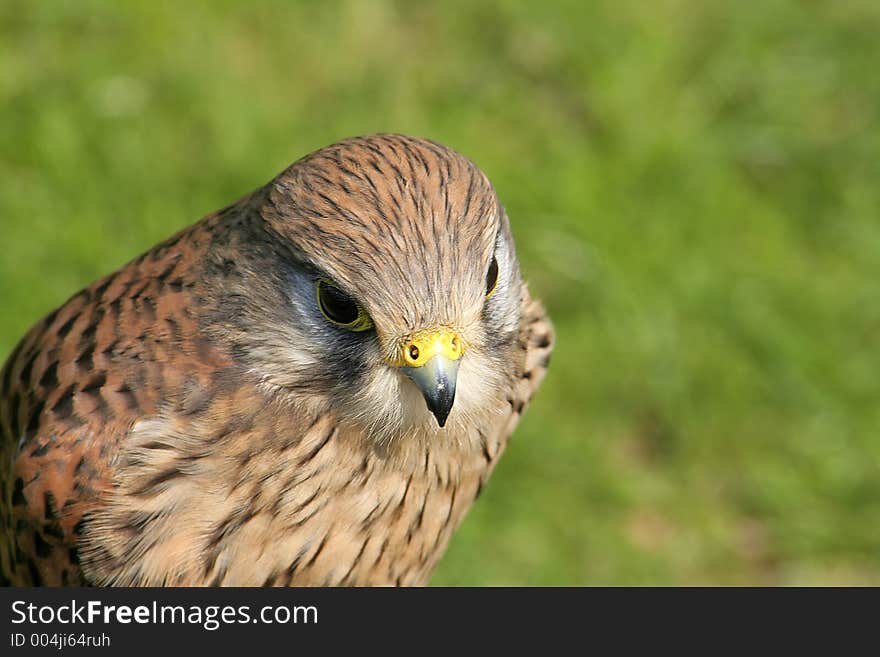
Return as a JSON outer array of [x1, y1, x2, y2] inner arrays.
[[395, 329, 463, 369]]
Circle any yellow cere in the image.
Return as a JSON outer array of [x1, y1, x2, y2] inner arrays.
[[396, 328, 463, 368]]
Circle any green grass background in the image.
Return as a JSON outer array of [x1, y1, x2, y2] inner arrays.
[[1, 1, 878, 585]]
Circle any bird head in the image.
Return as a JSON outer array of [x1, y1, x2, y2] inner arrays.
[[208, 134, 524, 443]]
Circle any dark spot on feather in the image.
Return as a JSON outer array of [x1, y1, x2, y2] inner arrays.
[[297, 427, 335, 466], [42, 307, 60, 328], [39, 361, 59, 388], [43, 521, 64, 540], [93, 277, 112, 298], [19, 351, 38, 386], [30, 442, 50, 457], [156, 260, 177, 283], [33, 531, 52, 558], [534, 333, 551, 349], [76, 346, 94, 371], [52, 385, 76, 418], [131, 280, 151, 298], [27, 561, 43, 585], [304, 535, 328, 568], [57, 315, 77, 338], [80, 372, 106, 395], [43, 491, 58, 520], [26, 399, 46, 436], [133, 467, 184, 496], [12, 478, 26, 506], [116, 382, 139, 411], [142, 296, 157, 321], [285, 543, 312, 583]]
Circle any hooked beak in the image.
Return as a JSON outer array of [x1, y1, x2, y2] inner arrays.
[[403, 356, 460, 427], [390, 328, 463, 427]]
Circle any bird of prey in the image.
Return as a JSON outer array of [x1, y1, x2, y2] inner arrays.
[[0, 134, 553, 586]]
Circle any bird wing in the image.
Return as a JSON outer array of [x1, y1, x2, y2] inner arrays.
[[506, 287, 555, 434], [0, 288, 130, 585], [0, 218, 221, 585]]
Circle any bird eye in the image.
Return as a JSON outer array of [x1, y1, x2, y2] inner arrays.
[[316, 279, 373, 331], [485, 256, 499, 298]]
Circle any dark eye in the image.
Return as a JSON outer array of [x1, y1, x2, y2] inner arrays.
[[316, 279, 373, 331], [485, 256, 499, 298]]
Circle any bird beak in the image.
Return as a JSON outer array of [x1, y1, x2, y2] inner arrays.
[[391, 328, 464, 427], [403, 356, 460, 427]]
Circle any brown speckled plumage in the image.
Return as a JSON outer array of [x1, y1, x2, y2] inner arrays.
[[0, 134, 553, 586]]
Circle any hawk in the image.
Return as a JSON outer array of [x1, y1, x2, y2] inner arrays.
[[0, 134, 553, 586]]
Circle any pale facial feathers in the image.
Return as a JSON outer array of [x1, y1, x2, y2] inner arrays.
[[218, 134, 525, 443]]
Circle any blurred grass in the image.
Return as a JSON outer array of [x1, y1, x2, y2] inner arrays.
[[2, 0, 879, 585]]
